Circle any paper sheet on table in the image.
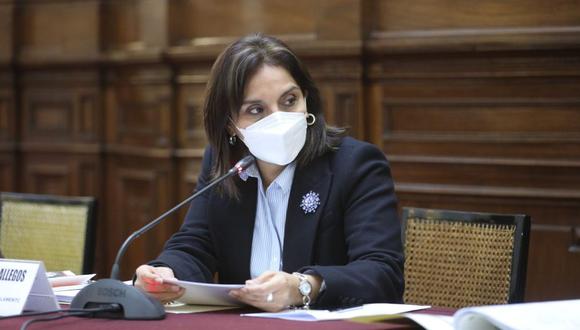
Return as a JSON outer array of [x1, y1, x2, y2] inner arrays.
[[48, 274, 95, 287], [403, 313, 454, 330], [164, 302, 239, 314], [241, 303, 430, 321], [453, 299, 580, 330], [163, 278, 244, 306], [52, 283, 91, 304]]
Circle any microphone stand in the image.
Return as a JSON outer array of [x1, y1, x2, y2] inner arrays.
[[71, 156, 255, 320]]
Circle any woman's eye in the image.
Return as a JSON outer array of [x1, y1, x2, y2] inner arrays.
[[247, 106, 263, 115], [283, 95, 297, 107]]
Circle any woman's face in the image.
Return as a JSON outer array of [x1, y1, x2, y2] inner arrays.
[[233, 65, 306, 129]]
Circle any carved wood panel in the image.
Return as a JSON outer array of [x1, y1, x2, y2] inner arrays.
[[21, 153, 100, 197], [175, 64, 211, 150], [21, 70, 101, 143], [101, 0, 168, 53], [364, 0, 580, 52], [106, 156, 177, 280], [0, 154, 15, 192], [105, 66, 173, 149], [169, 0, 317, 46], [0, 1, 14, 63], [0, 89, 15, 143], [18, 0, 100, 63]]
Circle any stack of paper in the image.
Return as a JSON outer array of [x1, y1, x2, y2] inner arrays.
[[452, 299, 580, 330], [365, 299, 580, 330], [241, 303, 430, 321], [46, 271, 95, 303]]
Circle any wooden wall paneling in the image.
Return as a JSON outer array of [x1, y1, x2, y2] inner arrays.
[[370, 49, 580, 300], [305, 57, 364, 139], [0, 0, 16, 192], [368, 51, 580, 158], [365, 0, 580, 52], [101, 0, 168, 55], [0, 72, 15, 144], [17, 0, 100, 64], [105, 155, 175, 280], [104, 65, 173, 150], [21, 152, 100, 198], [168, 0, 318, 47], [391, 159, 580, 190], [20, 69, 101, 145], [167, 0, 362, 61], [396, 190, 580, 301], [0, 153, 15, 192], [174, 64, 211, 151], [18, 67, 104, 274], [0, 1, 14, 64]]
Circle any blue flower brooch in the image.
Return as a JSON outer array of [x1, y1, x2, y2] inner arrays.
[[300, 191, 320, 214]]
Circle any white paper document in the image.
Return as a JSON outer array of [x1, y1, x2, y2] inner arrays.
[[48, 273, 95, 287], [403, 313, 454, 330], [163, 278, 244, 306], [242, 303, 430, 321], [453, 299, 580, 330]]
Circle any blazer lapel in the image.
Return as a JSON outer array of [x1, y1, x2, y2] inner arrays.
[[282, 155, 332, 272], [218, 177, 257, 282]]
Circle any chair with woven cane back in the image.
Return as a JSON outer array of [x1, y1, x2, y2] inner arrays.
[[0, 192, 97, 274], [401, 207, 531, 309]]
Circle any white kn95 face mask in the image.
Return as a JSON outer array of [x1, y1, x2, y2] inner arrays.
[[237, 111, 307, 166]]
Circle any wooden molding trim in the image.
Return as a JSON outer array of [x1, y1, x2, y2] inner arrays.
[[388, 155, 580, 168], [384, 132, 580, 143], [396, 182, 580, 200], [166, 39, 362, 62], [366, 26, 580, 54], [105, 144, 173, 158], [20, 142, 101, 154]]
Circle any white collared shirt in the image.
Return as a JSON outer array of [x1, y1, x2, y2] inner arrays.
[[241, 162, 296, 279]]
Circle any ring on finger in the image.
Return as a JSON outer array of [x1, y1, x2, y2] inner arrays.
[[266, 292, 273, 303]]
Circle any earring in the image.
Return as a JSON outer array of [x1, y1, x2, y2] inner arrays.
[[306, 113, 316, 126], [228, 135, 237, 146]]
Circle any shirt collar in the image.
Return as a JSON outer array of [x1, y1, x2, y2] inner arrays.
[[240, 162, 296, 194]]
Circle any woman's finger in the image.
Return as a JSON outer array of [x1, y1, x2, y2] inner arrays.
[[135, 265, 181, 294]]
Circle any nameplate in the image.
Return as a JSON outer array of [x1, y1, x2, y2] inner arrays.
[[0, 259, 59, 316]]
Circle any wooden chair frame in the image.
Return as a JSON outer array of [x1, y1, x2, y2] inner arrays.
[[401, 207, 531, 306], [0, 192, 97, 274]]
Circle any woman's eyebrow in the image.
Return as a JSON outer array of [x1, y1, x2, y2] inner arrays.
[[280, 86, 300, 97], [242, 85, 299, 105]]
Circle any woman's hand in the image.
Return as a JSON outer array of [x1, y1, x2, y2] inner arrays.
[[134, 265, 184, 304], [229, 271, 321, 312]]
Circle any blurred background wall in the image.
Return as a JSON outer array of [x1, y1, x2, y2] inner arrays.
[[0, 0, 579, 301]]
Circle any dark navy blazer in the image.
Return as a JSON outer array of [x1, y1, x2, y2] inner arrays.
[[152, 136, 404, 308]]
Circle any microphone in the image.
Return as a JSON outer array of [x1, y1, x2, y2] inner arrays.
[[71, 155, 255, 319]]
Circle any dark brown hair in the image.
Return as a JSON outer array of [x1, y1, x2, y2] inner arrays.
[[203, 33, 344, 198]]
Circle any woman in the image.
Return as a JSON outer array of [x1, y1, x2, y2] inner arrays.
[[135, 33, 404, 312]]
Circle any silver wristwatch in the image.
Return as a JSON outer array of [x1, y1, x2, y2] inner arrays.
[[292, 272, 312, 309]]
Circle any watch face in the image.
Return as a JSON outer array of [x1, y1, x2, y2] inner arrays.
[[299, 280, 312, 295]]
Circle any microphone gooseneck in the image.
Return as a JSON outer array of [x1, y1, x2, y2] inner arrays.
[[71, 155, 255, 320]]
